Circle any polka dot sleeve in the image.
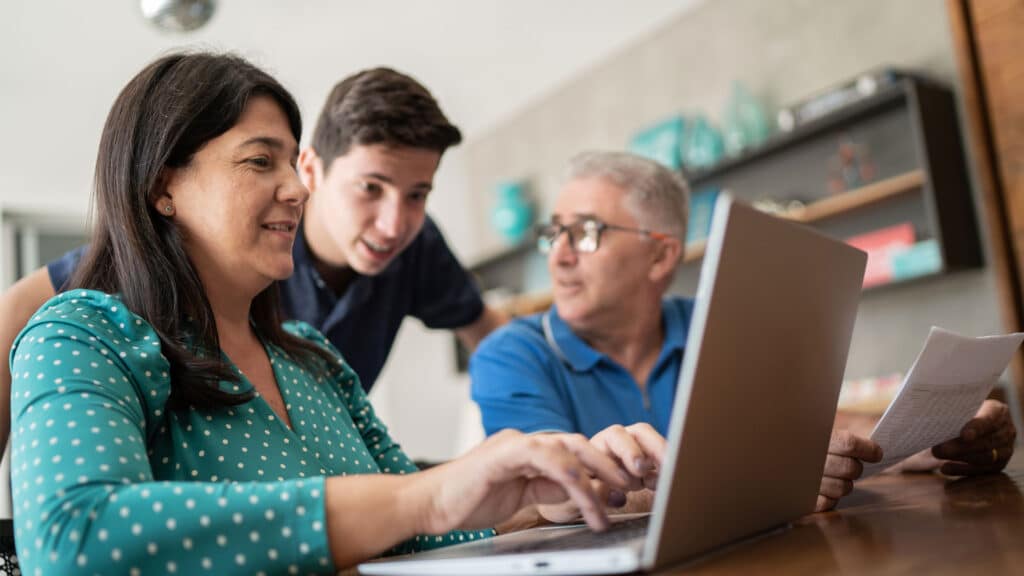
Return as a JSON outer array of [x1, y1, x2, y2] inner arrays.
[[10, 293, 334, 575]]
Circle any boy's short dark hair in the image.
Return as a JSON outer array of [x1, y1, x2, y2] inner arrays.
[[311, 67, 462, 171]]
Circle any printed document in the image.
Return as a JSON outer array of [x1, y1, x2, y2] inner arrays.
[[862, 327, 1024, 477]]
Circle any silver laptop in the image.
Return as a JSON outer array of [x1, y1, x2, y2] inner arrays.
[[359, 194, 867, 575]]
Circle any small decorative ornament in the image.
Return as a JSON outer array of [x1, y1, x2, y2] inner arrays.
[[681, 115, 724, 171], [164, 204, 174, 214], [140, 0, 217, 33], [722, 81, 771, 157], [629, 116, 685, 170], [491, 181, 534, 245]]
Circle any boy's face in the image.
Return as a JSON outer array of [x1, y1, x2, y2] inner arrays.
[[300, 143, 440, 275]]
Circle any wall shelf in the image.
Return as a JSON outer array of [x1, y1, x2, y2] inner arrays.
[[683, 169, 927, 263], [471, 74, 983, 318], [786, 170, 926, 224], [682, 76, 982, 283], [683, 82, 909, 184]]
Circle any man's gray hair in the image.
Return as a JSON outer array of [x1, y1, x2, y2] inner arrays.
[[565, 151, 690, 238]]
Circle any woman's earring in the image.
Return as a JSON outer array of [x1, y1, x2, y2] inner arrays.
[[163, 203, 174, 215]]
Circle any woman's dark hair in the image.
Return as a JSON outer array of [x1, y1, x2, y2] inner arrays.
[[311, 67, 462, 171], [71, 51, 332, 409]]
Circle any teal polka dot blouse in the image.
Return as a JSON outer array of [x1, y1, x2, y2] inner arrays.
[[9, 290, 492, 575]]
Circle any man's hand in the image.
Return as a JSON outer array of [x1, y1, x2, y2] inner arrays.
[[816, 430, 883, 512], [932, 399, 1016, 476]]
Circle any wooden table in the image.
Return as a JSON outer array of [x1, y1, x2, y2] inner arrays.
[[656, 452, 1024, 574]]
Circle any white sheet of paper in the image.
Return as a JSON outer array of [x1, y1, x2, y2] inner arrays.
[[861, 327, 1024, 477]]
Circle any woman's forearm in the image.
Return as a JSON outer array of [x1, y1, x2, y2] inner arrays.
[[324, 470, 436, 568]]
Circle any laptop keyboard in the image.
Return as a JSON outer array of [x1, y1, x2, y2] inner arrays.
[[505, 515, 649, 554]]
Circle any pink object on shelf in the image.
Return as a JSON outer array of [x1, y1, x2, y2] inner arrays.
[[846, 223, 915, 288]]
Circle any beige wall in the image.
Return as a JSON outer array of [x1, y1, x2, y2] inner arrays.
[[462, 0, 1006, 380]]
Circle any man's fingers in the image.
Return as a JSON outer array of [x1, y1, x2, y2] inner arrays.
[[939, 459, 1008, 477], [935, 444, 1013, 468], [829, 430, 883, 463], [822, 453, 864, 481], [933, 423, 1016, 460], [961, 400, 1009, 441], [818, 476, 854, 501], [815, 494, 838, 513]]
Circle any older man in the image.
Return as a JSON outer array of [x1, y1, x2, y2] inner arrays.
[[472, 151, 688, 438], [470, 150, 1016, 511]]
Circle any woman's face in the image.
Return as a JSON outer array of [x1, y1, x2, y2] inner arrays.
[[163, 96, 308, 296]]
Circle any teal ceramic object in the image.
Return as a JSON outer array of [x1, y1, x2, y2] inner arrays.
[[492, 181, 534, 244], [629, 116, 686, 170], [681, 115, 724, 170], [687, 187, 720, 244], [723, 81, 771, 157]]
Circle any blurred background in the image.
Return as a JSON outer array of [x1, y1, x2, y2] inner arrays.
[[2, 0, 1021, 462]]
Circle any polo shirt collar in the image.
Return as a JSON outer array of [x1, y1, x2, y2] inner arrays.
[[548, 298, 688, 373], [660, 299, 689, 356], [546, 307, 603, 372]]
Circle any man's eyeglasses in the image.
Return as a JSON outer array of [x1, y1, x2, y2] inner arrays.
[[536, 218, 674, 254]]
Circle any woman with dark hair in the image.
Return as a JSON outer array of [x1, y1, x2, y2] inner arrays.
[[8, 52, 663, 574]]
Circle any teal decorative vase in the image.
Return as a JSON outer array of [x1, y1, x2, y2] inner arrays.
[[681, 115, 724, 170], [723, 81, 771, 157], [629, 116, 686, 170], [492, 181, 533, 244]]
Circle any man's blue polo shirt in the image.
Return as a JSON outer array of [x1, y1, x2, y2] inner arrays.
[[46, 216, 484, 393], [469, 297, 694, 438]]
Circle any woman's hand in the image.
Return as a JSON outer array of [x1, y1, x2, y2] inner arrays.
[[415, 428, 637, 534], [535, 423, 666, 524]]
